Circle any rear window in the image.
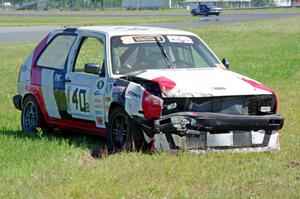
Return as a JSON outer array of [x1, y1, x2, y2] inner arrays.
[[36, 35, 76, 70]]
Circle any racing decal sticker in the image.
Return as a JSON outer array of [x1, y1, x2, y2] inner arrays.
[[67, 85, 91, 119], [167, 35, 193, 44], [97, 80, 105, 90], [18, 51, 33, 83], [124, 82, 144, 116], [41, 69, 61, 118], [52, 70, 73, 119], [94, 89, 105, 128], [105, 79, 114, 95], [96, 116, 104, 127], [121, 35, 164, 44]]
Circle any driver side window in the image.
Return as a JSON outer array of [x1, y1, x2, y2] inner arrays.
[[74, 37, 104, 74]]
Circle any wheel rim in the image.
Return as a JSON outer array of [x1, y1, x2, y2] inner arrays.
[[111, 115, 129, 149], [22, 102, 38, 133]]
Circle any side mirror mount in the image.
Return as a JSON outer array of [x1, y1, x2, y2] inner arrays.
[[84, 63, 100, 74], [222, 58, 230, 69]]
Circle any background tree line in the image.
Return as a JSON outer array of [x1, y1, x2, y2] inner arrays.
[[1, 0, 276, 10]]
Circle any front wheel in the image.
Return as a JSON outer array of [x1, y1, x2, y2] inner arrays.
[[21, 96, 44, 136], [107, 107, 146, 152]]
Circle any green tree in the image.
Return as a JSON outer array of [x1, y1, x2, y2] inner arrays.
[[252, 0, 276, 7]]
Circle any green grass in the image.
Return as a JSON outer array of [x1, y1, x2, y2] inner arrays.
[[1, 17, 300, 198], [0, 16, 196, 26], [1, 8, 299, 27], [224, 7, 300, 14]]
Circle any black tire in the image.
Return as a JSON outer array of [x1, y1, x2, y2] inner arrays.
[[21, 96, 44, 136], [107, 107, 145, 152]]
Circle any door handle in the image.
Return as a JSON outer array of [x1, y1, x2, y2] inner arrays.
[[63, 79, 71, 83]]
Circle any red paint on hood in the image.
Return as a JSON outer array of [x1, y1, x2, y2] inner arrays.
[[241, 78, 272, 93], [151, 76, 176, 95], [241, 77, 278, 112]]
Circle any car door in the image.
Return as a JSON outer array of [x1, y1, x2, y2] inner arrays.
[[35, 34, 77, 119], [65, 33, 107, 128]]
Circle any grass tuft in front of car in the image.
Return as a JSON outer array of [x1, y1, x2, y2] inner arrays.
[[0, 16, 300, 198]]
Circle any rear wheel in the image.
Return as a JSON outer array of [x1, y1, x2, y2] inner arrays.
[[21, 96, 44, 136], [107, 107, 146, 152]]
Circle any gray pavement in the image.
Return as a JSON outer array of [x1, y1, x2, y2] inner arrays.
[[0, 12, 299, 44], [145, 12, 300, 28], [0, 26, 60, 43]]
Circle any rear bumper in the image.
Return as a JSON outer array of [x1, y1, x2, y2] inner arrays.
[[136, 112, 284, 152], [12, 95, 22, 111]]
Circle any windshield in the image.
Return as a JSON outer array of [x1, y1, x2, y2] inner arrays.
[[111, 35, 220, 75]]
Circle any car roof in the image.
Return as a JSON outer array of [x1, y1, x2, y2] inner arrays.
[[62, 26, 196, 37]]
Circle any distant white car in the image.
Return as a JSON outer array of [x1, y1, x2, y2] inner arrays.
[[13, 26, 284, 152]]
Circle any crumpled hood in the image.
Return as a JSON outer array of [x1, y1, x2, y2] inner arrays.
[[134, 68, 273, 97]]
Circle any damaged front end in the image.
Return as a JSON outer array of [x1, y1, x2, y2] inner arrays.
[[134, 95, 284, 153]]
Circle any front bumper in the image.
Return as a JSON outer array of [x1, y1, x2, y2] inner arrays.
[[136, 112, 284, 152], [154, 112, 284, 133]]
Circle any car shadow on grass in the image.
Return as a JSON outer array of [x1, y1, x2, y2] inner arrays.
[[0, 128, 109, 157], [0, 128, 152, 159]]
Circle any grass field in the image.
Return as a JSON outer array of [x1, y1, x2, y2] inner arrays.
[[0, 8, 299, 26], [0, 16, 196, 27], [0, 16, 300, 198]]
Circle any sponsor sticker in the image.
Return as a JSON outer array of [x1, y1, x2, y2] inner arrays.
[[105, 96, 112, 102], [94, 98, 102, 103], [54, 73, 62, 82], [105, 82, 113, 94], [95, 110, 103, 115], [94, 104, 103, 109], [94, 91, 102, 96], [96, 116, 104, 125], [167, 36, 193, 44], [97, 80, 104, 89], [121, 35, 164, 44], [128, 90, 141, 98]]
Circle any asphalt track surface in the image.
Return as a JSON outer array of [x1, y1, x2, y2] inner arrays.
[[0, 12, 300, 44]]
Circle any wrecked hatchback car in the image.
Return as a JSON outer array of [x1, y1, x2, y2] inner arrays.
[[13, 26, 284, 152]]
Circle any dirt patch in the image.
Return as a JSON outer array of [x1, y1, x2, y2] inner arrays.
[[80, 152, 95, 165], [287, 161, 300, 168]]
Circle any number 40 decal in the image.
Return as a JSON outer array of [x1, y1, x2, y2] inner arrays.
[[72, 88, 90, 112]]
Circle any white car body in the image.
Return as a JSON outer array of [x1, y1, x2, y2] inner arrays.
[[13, 26, 284, 152]]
